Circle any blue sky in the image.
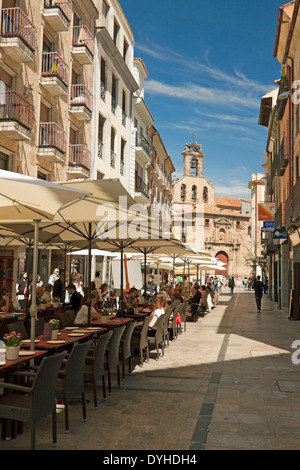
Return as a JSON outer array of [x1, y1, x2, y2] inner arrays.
[[121, 0, 285, 199]]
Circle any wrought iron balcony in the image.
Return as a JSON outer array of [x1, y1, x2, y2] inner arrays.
[[68, 144, 91, 171], [39, 122, 66, 154], [70, 84, 93, 120], [135, 175, 149, 198], [43, 0, 72, 31], [0, 90, 34, 140], [110, 150, 116, 168], [40, 52, 69, 95], [1, 8, 37, 61], [72, 25, 94, 64]]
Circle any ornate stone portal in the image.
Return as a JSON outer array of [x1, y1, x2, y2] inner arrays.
[[172, 142, 251, 278]]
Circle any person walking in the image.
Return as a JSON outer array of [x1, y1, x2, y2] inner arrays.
[[252, 275, 265, 313], [228, 277, 235, 294]]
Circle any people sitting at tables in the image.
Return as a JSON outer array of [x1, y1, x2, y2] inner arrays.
[[53, 272, 65, 303], [188, 284, 202, 322], [159, 284, 172, 302], [74, 289, 102, 325], [169, 292, 182, 313], [99, 283, 109, 305], [0, 289, 18, 313], [35, 286, 45, 305], [148, 293, 167, 330], [199, 285, 208, 311], [40, 283, 53, 303], [65, 283, 83, 313], [125, 287, 143, 312]]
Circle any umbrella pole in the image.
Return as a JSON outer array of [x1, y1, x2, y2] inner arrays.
[[87, 223, 92, 326], [30, 221, 40, 351], [144, 250, 147, 300], [120, 242, 125, 315]]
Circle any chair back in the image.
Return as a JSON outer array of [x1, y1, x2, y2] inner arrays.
[[139, 315, 152, 349], [121, 321, 137, 360], [7, 320, 28, 340], [0, 317, 16, 339], [107, 325, 126, 369], [32, 351, 67, 421], [30, 317, 45, 337], [163, 310, 171, 336], [92, 332, 112, 380], [63, 340, 92, 396], [59, 310, 75, 328], [154, 314, 165, 343]]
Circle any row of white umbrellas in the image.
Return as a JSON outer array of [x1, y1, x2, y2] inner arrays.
[[0, 170, 220, 349]]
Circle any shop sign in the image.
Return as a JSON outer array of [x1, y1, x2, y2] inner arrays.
[[258, 203, 275, 221], [273, 228, 288, 239]]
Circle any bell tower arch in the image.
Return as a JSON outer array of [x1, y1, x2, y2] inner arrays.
[[182, 142, 205, 177]]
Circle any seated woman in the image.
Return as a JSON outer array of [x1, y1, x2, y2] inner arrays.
[[74, 289, 102, 325], [0, 289, 18, 313], [40, 283, 53, 303], [148, 293, 167, 333], [199, 285, 208, 311]]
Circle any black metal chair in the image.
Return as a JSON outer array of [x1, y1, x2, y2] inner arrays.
[[29, 317, 45, 337], [131, 315, 151, 366], [147, 314, 165, 359], [0, 350, 67, 450], [56, 340, 92, 433], [162, 310, 172, 348], [84, 331, 112, 407], [0, 317, 16, 339], [105, 325, 126, 394], [119, 321, 137, 379]]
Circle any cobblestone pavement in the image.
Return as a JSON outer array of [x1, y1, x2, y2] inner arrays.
[[1, 287, 300, 451]]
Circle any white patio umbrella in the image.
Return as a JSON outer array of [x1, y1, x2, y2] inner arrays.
[[0, 170, 90, 349]]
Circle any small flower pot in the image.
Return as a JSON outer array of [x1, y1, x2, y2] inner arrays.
[[6, 346, 20, 361], [51, 330, 58, 340]]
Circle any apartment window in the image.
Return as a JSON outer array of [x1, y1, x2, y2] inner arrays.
[[122, 90, 126, 126], [98, 114, 105, 159], [123, 38, 129, 61], [0, 151, 9, 170], [110, 127, 116, 168], [120, 138, 126, 175], [113, 19, 119, 46], [102, 0, 109, 18], [100, 57, 106, 100], [111, 74, 117, 113], [37, 170, 49, 181]]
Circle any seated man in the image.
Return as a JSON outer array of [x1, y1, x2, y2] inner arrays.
[[0, 289, 18, 313], [65, 283, 83, 313], [188, 284, 202, 321]]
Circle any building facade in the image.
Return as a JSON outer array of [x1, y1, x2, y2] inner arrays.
[[172, 142, 251, 279], [259, 0, 300, 316]]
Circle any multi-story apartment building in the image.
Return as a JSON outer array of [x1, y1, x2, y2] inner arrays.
[[259, 0, 300, 317], [248, 173, 266, 278], [0, 0, 176, 290]]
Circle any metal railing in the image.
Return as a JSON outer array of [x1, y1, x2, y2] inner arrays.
[[39, 122, 67, 154], [41, 52, 69, 86], [120, 159, 124, 175], [69, 144, 91, 171], [100, 81, 106, 101], [70, 84, 93, 112], [110, 150, 116, 168], [1, 7, 37, 51], [111, 97, 117, 114], [43, 0, 72, 22], [136, 134, 151, 156], [98, 139, 103, 159], [135, 175, 148, 198], [0, 91, 34, 130], [122, 111, 126, 126], [72, 25, 94, 56]]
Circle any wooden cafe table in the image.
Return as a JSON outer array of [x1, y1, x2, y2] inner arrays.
[[91, 317, 133, 329], [20, 328, 97, 353], [0, 349, 48, 440]]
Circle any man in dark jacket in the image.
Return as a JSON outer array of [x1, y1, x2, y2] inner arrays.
[[252, 275, 265, 313], [65, 283, 82, 313], [189, 284, 202, 321], [145, 274, 157, 299], [53, 273, 65, 303]]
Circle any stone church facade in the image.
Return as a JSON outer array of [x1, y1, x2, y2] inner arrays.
[[172, 142, 252, 278]]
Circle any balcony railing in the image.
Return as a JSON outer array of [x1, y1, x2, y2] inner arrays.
[[0, 91, 34, 130], [136, 134, 151, 156], [110, 150, 116, 168], [135, 175, 148, 198], [72, 25, 94, 56], [69, 144, 91, 171], [39, 122, 66, 154], [98, 139, 103, 159], [111, 97, 117, 114], [70, 84, 93, 112], [1, 7, 37, 51], [122, 111, 126, 126], [100, 81, 106, 101], [120, 159, 124, 175], [43, 0, 72, 22], [41, 52, 69, 86]]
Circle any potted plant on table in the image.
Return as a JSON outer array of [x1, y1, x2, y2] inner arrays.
[[49, 319, 60, 340], [3, 331, 22, 361], [52, 297, 60, 309]]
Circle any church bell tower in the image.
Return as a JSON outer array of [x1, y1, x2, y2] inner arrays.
[[182, 142, 205, 177]]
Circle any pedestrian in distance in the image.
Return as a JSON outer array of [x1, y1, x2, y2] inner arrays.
[[252, 275, 265, 313], [228, 277, 235, 294]]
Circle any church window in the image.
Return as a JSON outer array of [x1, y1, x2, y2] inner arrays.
[[181, 184, 186, 201], [203, 186, 208, 203], [192, 185, 197, 202], [190, 158, 197, 176], [205, 219, 210, 227]]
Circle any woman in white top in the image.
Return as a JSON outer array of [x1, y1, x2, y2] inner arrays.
[[75, 290, 102, 325], [149, 293, 167, 328]]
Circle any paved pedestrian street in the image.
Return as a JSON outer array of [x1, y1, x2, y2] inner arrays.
[[2, 288, 300, 451]]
